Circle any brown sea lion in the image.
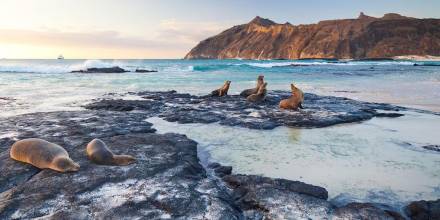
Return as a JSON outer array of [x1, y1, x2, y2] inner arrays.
[[10, 138, 80, 172], [86, 138, 136, 166], [246, 82, 267, 102], [211, 80, 231, 97], [240, 75, 264, 97], [279, 83, 304, 110]]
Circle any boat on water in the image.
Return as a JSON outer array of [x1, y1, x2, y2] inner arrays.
[[57, 55, 64, 60]]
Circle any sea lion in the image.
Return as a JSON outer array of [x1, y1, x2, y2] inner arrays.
[[240, 75, 264, 97], [246, 82, 267, 102], [279, 83, 304, 110], [9, 138, 80, 172], [211, 80, 231, 97], [86, 138, 136, 166]]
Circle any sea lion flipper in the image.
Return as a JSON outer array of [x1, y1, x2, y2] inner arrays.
[[299, 103, 303, 109], [112, 155, 136, 166]]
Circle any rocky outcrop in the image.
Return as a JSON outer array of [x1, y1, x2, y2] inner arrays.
[[0, 95, 426, 219], [0, 111, 241, 219], [185, 13, 440, 60], [422, 145, 440, 152], [71, 66, 128, 73], [85, 90, 405, 129], [135, 69, 158, 73], [405, 199, 440, 220], [70, 67, 158, 73], [220, 173, 403, 219]]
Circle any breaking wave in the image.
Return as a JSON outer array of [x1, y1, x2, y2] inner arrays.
[[0, 59, 137, 74]]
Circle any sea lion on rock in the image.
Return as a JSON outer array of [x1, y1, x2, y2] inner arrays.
[[279, 83, 304, 110], [246, 82, 267, 102], [240, 75, 264, 97], [211, 80, 231, 97], [10, 138, 80, 172], [86, 138, 136, 166]]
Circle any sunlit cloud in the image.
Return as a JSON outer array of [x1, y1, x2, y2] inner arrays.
[[0, 20, 229, 58], [157, 19, 231, 44]]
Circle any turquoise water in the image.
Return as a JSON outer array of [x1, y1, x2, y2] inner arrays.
[[1, 59, 440, 207], [0, 59, 439, 117]]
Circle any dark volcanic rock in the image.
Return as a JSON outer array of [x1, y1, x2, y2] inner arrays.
[[71, 66, 128, 73], [223, 174, 329, 200], [0, 111, 240, 219], [222, 174, 332, 219], [422, 145, 440, 152], [405, 199, 440, 220], [0, 110, 430, 219], [333, 203, 404, 220], [208, 162, 232, 177], [135, 69, 158, 73], [85, 90, 406, 129], [185, 13, 440, 60]]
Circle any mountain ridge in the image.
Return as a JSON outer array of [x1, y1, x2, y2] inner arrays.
[[184, 13, 440, 60]]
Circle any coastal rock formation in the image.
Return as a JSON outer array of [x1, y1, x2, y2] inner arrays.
[[405, 199, 440, 220], [0, 110, 405, 219], [86, 90, 405, 129], [0, 111, 241, 219], [70, 67, 158, 73], [185, 13, 440, 60], [422, 145, 440, 152], [71, 66, 128, 73], [221, 173, 402, 219], [135, 69, 158, 73]]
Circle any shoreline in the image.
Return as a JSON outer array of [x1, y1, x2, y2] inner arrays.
[[0, 109, 438, 219]]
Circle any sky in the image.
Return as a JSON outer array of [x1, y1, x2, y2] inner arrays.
[[0, 0, 439, 59]]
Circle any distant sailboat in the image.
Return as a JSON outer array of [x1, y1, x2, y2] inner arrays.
[[57, 55, 64, 60]]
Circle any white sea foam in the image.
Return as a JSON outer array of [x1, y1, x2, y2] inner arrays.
[[0, 59, 138, 73]]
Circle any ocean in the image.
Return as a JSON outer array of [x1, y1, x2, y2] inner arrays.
[[1, 59, 440, 208]]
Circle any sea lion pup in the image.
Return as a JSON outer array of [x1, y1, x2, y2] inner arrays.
[[86, 138, 136, 166], [240, 75, 264, 97], [246, 82, 268, 102], [211, 80, 231, 97], [279, 83, 305, 110], [10, 138, 80, 172]]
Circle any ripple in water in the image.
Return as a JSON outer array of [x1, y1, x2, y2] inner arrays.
[[147, 110, 440, 208]]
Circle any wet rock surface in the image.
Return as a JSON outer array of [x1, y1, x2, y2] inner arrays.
[[71, 66, 129, 73], [0, 109, 413, 219], [70, 66, 158, 73], [405, 199, 440, 220], [219, 173, 405, 219], [85, 90, 405, 129], [135, 69, 158, 73], [422, 145, 440, 152], [0, 111, 240, 219]]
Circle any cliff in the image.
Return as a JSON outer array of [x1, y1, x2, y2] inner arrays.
[[184, 13, 440, 60]]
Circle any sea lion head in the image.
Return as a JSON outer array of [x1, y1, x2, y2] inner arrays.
[[225, 80, 231, 85], [290, 83, 298, 93], [53, 157, 80, 172], [258, 75, 264, 81]]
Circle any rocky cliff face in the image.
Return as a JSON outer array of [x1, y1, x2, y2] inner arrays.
[[185, 13, 440, 60]]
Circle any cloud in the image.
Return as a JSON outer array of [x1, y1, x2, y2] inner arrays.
[[156, 19, 230, 45], [0, 29, 182, 50], [0, 20, 231, 57]]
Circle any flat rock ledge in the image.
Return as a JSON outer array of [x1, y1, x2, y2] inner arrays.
[[85, 90, 405, 129], [0, 110, 430, 219]]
